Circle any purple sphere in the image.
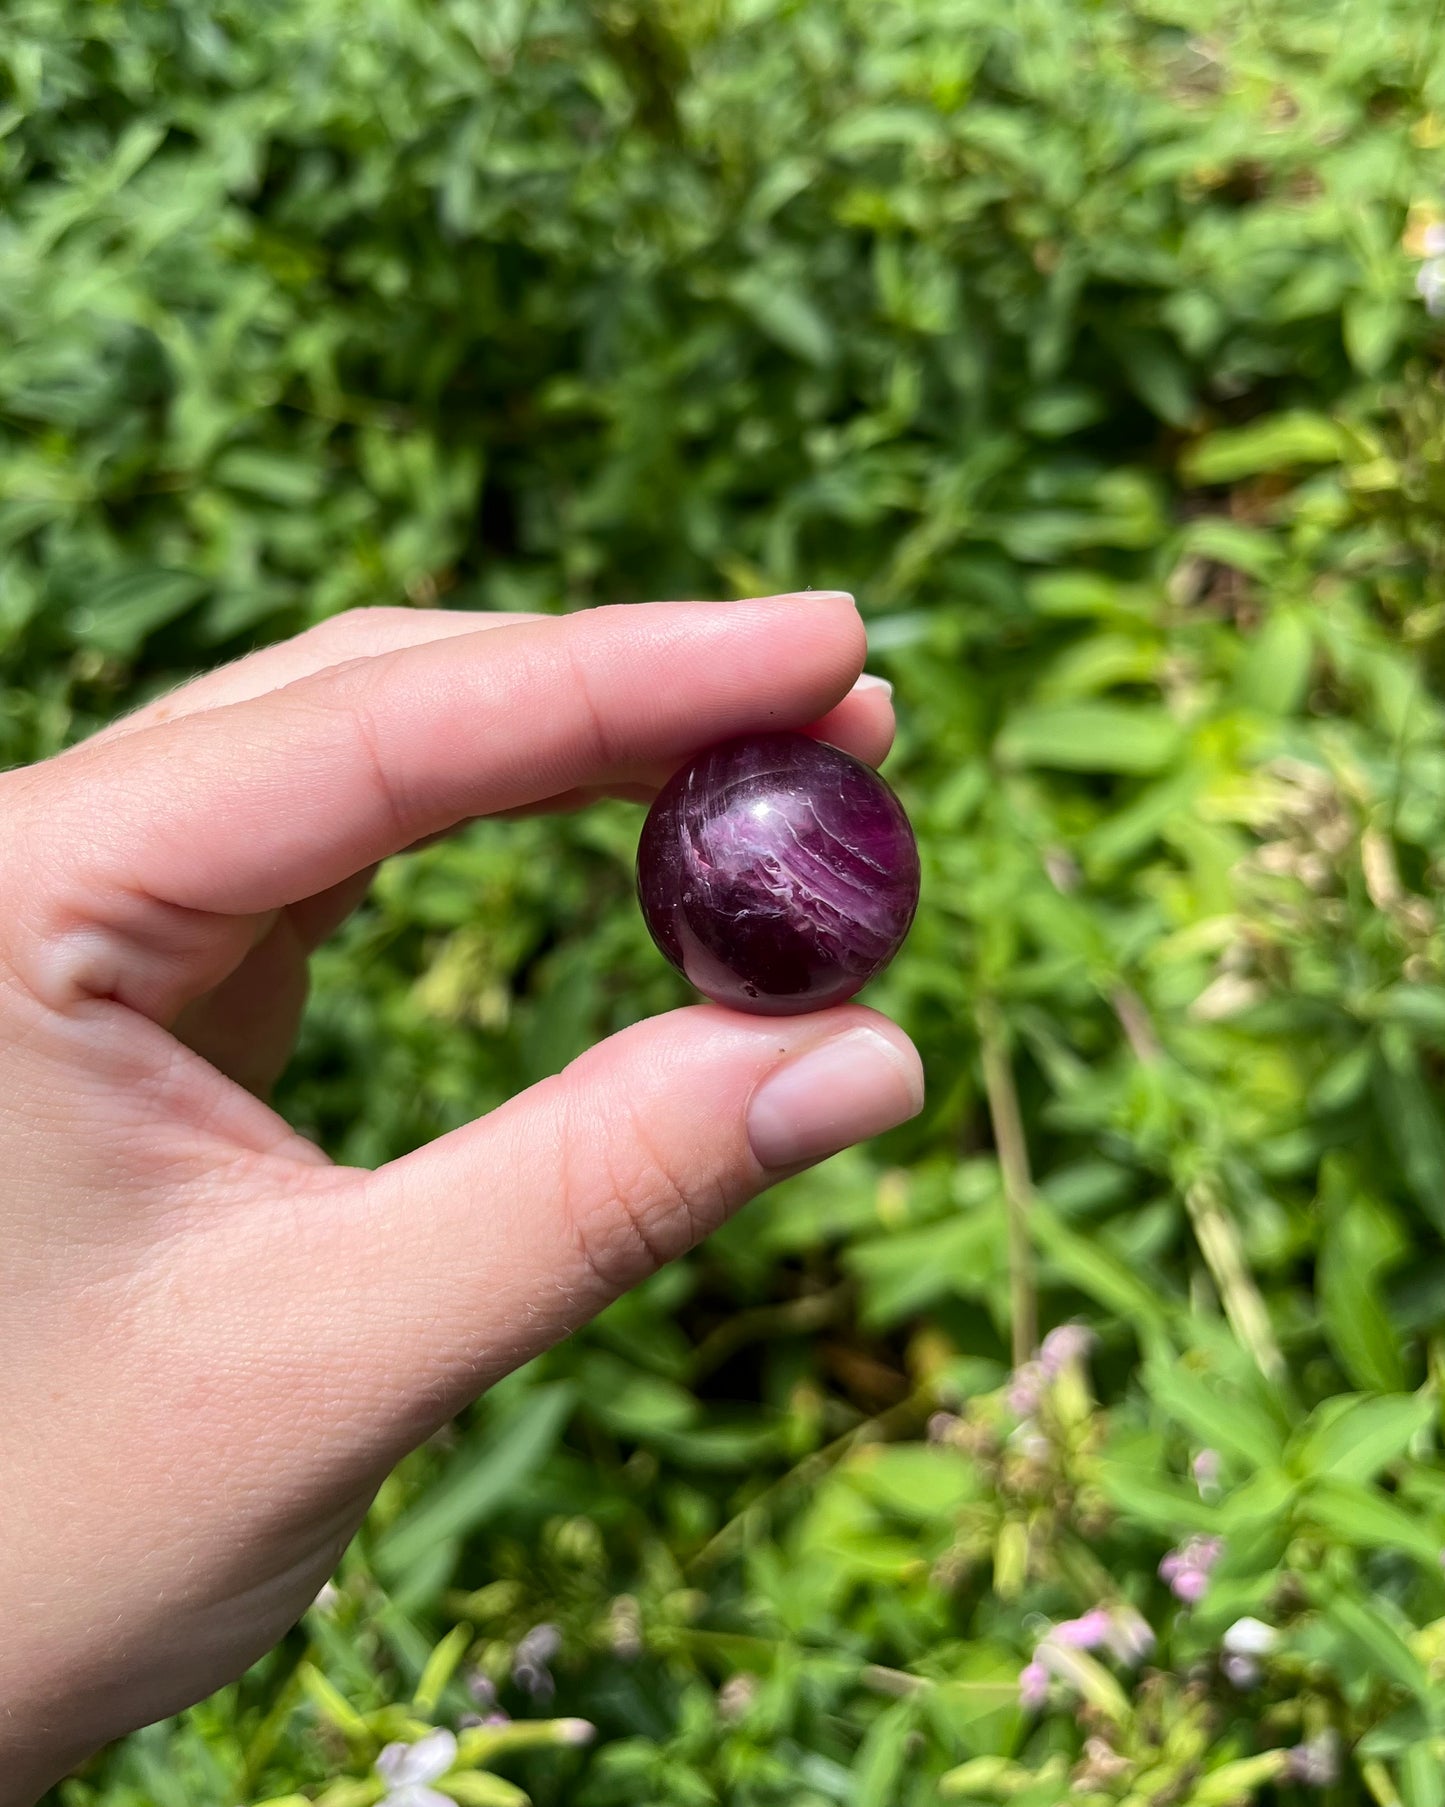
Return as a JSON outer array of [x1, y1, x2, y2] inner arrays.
[[636, 731, 920, 1015]]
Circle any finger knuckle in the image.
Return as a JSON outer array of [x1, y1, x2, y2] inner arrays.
[[304, 606, 417, 655], [559, 1093, 721, 1297]]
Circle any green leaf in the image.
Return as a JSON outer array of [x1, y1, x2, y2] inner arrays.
[[1374, 1036, 1445, 1238], [1358, 1700, 1443, 1759], [1344, 294, 1406, 376], [939, 1756, 1027, 1798], [213, 446, 328, 505], [1182, 411, 1348, 484], [1032, 1645, 1130, 1721], [845, 1444, 980, 1520], [1116, 329, 1197, 427], [1218, 1466, 1299, 1532], [1095, 1463, 1223, 1535], [1189, 1752, 1291, 1804], [1319, 1179, 1408, 1394], [586, 1358, 699, 1438], [926, 1645, 1024, 1758], [68, 568, 208, 657], [997, 702, 1182, 775], [1030, 1196, 1173, 1331], [729, 271, 835, 365], [315, 1783, 383, 1807], [297, 1664, 371, 1744], [1292, 1394, 1432, 1483], [1303, 1476, 1443, 1567], [1026, 571, 1157, 620], [852, 1700, 916, 1807], [1143, 1357, 1285, 1473], [1401, 1741, 1445, 1807], [412, 1623, 473, 1717], [1325, 1594, 1434, 1701], [849, 1208, 1002, 1326], [441, 1776, 529, 1807], [1236, 607, 1313, 715], [1176, 519, 1282, 579], [375, 1385, 576, 1580]]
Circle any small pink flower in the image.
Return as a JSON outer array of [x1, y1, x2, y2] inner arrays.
[[1172, 1567, 1209, 1604], [1159, 1534, 1223, 1603], [1192, 1449, 1221, 1496], [927, 1411, 961, 1444], [1018, 1659, 1050, 1710], [1007, 1361, 1044, 1418], [1052, 1608, 1112, 1650], [1039, 1323, 1094, 1377]]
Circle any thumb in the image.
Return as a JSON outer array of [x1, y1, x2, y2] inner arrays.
[[271, 1005, 922, 1458]]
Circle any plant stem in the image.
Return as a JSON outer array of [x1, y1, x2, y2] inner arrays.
[[687, 1388, 929, 1573], [690, 1283, 848, 1381], [978, 1001, 1037, 1369], [1183, 1175, 1284, 1380]]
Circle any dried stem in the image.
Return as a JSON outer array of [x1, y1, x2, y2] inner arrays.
[[1111, 983, 1162, 1064], [978, 1000, 1037, 1368]]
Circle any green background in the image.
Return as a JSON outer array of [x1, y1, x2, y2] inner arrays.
[[9, 1, 1445, 1800]]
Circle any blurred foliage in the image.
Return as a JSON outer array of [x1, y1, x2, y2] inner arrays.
[[9, 0, 1445, 1801]]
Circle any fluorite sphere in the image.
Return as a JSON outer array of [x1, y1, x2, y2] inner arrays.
[[636, 731, 920, 1015]]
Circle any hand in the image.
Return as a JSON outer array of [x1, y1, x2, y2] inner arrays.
[[0, 593, 923, 1802]]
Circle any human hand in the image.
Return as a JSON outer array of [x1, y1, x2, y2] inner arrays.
[[0, 593, 923, 1802]]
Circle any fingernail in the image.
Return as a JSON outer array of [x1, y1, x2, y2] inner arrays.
[[853, 673, 893, 698], [747, 1027, 924, 1170]]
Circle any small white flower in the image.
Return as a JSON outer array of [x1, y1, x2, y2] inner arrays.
[[1424, 223, 1445, 257], [376, 1728, 457, 1807], [1103, 1605, 1155, 1665], [1417, 259, 1445, 317], [718, 1674, 759, 1722], [308, 1581, 340, 1615], [1287, 1731, 1340, 1787], [1222, 1616, 1278, 1658], [514, 1623, 562, 1667]]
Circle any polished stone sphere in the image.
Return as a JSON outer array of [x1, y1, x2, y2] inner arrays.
[[636, 730, 920, 1015]]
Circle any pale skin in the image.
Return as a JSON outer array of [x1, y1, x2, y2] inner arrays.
[[0, 592, 924, 1803]]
